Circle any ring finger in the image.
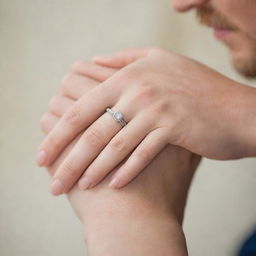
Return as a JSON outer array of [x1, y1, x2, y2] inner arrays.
[[78, 110, 155, 190], [50, 103, 152, 195], [50, 105, 129, 195]]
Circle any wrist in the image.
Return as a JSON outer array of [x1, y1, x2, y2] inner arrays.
[[66, 145, 199, 256], [76, 180, 187, 255], [229, 82, 256, 158], [80, 186, 181, 229], [83, 206, 187, 256]]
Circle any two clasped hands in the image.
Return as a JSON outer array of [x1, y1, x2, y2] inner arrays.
[[36, 47, 256, 196]]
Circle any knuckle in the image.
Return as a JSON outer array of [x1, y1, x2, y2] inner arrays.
[[108, 69, 141, 91], [64, 105, 81, 126], [119, 68, 139, 82], [150, 101, 169, 114], [134, 85, 156, 103], [83, 128, 104, 148], [109, 136, 128, 154]]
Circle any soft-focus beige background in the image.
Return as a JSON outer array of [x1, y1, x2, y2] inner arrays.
[[1, 0, 255, 255]]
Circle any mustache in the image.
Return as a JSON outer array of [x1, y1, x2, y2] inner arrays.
[[196, 5, 237, 30]]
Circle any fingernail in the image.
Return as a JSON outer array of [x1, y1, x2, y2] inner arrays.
[[109, 177, 119, 189], [36, 150, 47, 166], [79, 176, 92, 190], [51, 179, 65, 195]]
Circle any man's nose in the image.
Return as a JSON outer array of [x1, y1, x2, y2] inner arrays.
[[172, 0, 209, 12]]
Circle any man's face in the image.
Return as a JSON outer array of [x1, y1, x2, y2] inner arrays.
[[172, 0, 256, 78]]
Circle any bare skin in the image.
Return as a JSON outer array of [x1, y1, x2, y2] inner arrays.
[[36, 0, 256, 196], [40, 64, 201, 256], [47, 135, 201, 256], [173, 0, 256, 38], [37, 0, 256, 254], [38, 48, 256, 196]]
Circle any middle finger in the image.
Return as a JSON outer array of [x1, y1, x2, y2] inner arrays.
[[50, 103, 153, 195], [37, 83, 117, 167], [49, 107, 126, 195]]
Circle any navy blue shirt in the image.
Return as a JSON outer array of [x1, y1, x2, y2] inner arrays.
[[239, 230, 256, 256]]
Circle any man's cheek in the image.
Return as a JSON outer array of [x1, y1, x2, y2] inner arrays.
[[219, 0, 256, 36]]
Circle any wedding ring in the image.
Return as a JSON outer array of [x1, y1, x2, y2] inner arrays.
[[106, 108, 127, 127]]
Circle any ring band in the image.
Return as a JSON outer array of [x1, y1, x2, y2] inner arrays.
[[106, 108, 127, 127]]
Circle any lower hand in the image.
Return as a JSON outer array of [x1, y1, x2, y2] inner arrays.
[[44, 105, 201, 256], [40, 62, 201, 225]]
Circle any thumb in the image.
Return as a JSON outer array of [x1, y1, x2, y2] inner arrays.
[[92, 47, 153, 68]]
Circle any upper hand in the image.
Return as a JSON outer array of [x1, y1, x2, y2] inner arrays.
[[37, 48, 255, 194]]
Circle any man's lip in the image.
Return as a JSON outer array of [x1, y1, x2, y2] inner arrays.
[[212, 26, 235, 39]]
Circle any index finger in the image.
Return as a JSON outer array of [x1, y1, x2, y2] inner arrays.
[[36, 83, 117, 167]]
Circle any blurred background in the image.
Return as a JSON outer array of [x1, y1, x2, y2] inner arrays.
[[1, 0, 255, 255]]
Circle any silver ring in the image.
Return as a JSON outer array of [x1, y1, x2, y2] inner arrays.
[[106, 108, 127, 127]]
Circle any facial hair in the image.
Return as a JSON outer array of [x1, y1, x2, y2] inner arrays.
[[196, 5, 256, 78]]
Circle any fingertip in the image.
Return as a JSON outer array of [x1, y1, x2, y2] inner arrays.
[[78, 176, 92, 190], [108, 177, 121, 189], [35, 150, 47, 166], [51, 179, 65, 196]]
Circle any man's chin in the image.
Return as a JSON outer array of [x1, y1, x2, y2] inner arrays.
[[231, 52, 256, 79], [218, 31, 256, 79]]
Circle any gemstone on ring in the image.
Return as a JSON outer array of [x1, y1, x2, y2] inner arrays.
[[113, 112, 123, 121], [106, 108, 127, 128]]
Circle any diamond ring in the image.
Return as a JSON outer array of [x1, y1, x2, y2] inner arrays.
[[106, 108, 127, 127]]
